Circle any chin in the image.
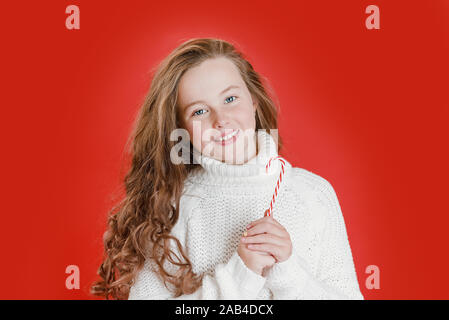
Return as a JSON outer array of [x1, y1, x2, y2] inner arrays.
[[219, 152, 247, 164]]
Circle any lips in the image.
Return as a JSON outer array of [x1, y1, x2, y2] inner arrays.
[[214, 129, 239, 143]]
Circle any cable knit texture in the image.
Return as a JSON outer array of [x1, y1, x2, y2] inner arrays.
[[128, 130, 364, 300]]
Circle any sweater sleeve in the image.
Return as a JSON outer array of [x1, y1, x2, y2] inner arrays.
[[128, 250, 267, 300], [264, 179, 364, 300]]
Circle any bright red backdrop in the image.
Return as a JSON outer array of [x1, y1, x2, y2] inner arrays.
[[0, 0, 447, 299]]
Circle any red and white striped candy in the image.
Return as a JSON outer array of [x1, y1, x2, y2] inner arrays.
[[264, 155, 286, 217]]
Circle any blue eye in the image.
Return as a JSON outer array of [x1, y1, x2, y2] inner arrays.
[[225, 96, 237, 104], [193, 109, 207, 117], [191, 96, 237, 117]]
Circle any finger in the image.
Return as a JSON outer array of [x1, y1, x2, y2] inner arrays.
[[259, 252, 277, 266], [240, 241, 273, 257], [245, 221, 285, 238], [247, 216, 289, 238], [246, 248, 272, 256], [241, 233, 285, 247], [266, 216, 287, 231], [247, 216, 288, 235], [242, 245, 276, 261], [246, 216, 276, 229], [247, 243, 281, 261]]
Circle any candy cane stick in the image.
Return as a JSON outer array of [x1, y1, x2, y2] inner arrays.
[[242, 156, 286, 243], [264, 155, 286, 217]]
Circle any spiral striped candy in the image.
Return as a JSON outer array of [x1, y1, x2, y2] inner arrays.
[[264, 155, 286, 217]]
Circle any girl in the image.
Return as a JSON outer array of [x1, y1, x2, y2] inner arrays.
[[91, 38, 364, 300]]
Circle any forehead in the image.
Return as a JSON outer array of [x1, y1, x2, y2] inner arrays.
[[177, 57, 244, 105]]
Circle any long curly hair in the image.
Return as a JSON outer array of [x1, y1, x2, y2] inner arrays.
[[90, 37, 283, 299]]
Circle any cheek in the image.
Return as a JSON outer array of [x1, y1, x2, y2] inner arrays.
[[185, 122, 210, 151], [238, 106, 256, 129]]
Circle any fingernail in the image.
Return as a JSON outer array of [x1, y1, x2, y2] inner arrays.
[[243, 231, 247, 237], [246, 224, 251, 229]]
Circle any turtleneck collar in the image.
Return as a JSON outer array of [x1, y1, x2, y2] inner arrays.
[[186, 130, 292, 186]]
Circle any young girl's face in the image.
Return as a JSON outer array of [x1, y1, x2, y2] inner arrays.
[[177, 57, 258, 164]]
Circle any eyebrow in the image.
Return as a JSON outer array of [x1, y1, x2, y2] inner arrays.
[[182, 85, 241, 114]]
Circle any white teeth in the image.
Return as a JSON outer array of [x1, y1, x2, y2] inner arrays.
[[215, 130, 238, 142]]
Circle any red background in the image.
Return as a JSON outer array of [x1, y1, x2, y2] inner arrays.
[[1, 0, 448, 299]]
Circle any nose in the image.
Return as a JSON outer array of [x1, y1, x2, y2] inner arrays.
[[212, 110, 231, 129]]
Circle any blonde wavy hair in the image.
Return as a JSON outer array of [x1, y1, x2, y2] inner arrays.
[[90, 37, 283, 299]]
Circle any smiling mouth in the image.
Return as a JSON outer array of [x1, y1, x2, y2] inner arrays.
[[213, 129, 239, 142]]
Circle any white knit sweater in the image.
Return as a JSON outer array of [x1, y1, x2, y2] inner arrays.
[[128, 130, 364, 300]]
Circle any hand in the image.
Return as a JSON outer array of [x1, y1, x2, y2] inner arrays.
[[240, 216, 292, 263], [237, 239, 276, 276]]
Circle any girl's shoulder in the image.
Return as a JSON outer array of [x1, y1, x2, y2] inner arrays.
[[288, 166, 335, 194], [287, 166, 341, 216]]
